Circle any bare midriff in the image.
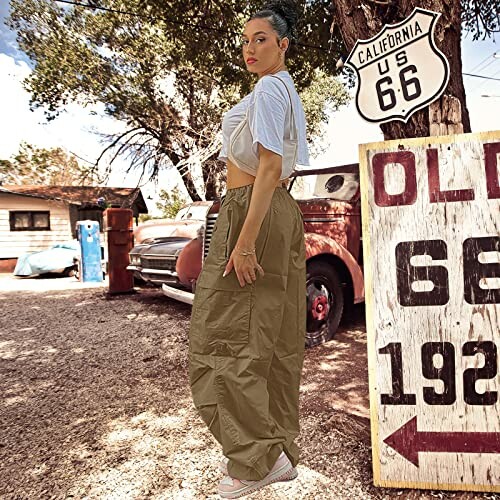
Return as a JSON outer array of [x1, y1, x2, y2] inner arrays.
[[226, 159, 289, 189]]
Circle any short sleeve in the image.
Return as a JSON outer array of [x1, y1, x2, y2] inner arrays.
[[247, 88, 288, 158], [218, 134, 228, 163]]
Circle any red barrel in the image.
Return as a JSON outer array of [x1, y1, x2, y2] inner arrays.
[[104, 208, 134, 294]]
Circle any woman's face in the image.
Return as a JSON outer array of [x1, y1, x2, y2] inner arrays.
[[242, 18, 288, 77]]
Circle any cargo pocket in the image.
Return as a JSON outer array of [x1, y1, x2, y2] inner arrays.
[[190, 263, 254, 357], [252, 206, 273, 265], [224, 198, 248, 261], [209, 203, 232, 259]]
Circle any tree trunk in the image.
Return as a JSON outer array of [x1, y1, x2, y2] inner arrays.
[[331, 0, 471, 140], [203, 156, 226, 201]]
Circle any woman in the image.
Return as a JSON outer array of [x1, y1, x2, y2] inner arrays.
[[188, 1, 309, 497]]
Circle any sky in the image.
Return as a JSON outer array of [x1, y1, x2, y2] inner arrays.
[[1, 3, 499, 214]]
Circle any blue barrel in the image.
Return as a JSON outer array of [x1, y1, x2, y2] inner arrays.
[[77, 220, 103, 282]]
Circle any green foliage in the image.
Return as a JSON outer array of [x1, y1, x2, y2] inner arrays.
[[155, 186, 188, 219], [0, 141, 102, 185], [300, 69, 350, 155], [138, 213, 159, 223], [10, 0, 494, 192], [7, 0, 348, 189]]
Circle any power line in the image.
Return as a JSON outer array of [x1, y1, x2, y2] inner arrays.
[[463, 72, 500, 81], [475, 56, 500, 74], [466, 53, 495, 74], [466, 57, 500, 92], [490, 67, 500, 78]]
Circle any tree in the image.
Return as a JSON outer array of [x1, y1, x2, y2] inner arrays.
[[8, 0, 349, 202], [155, 186, 188, 219], [0, 141, 101, 185], [301, 69, 350, 156], [136, 0, 498, 140], [329, 0, 499, 139], [9, 0, 497, 195]]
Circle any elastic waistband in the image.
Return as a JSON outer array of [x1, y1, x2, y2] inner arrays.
[[222, 182, 292, 205], [226, 182, 288, 194]]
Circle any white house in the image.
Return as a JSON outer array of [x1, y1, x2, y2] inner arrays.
[[0, 185, 147, 270]]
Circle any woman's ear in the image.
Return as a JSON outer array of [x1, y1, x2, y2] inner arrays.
[[280, 36, 290, 53]]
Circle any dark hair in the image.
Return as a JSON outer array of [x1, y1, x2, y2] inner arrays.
[[248, 0, 299, 46]]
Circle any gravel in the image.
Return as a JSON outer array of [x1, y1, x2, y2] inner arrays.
[[0, 276, 497, 499]]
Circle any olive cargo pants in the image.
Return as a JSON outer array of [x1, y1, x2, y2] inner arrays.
[[188, 183, 306, 481]]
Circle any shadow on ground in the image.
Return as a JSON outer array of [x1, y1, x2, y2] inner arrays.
[[0, 288, 494, 499]]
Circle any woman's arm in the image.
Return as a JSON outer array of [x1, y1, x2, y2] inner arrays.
[[223, 144, 282, 286], [237, 144, 282, 248]]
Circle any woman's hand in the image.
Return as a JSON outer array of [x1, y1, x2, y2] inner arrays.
[[222, 146, 281, 287], [223, 246, 265, 287]]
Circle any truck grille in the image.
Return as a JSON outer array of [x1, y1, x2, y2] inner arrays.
[[203, 214, 219, 262], [141, 257, 176, 272]]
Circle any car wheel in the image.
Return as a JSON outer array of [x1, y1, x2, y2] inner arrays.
[[305, 260, 344, 348], [134, 276, 145, 286], [62, 265, 77, 278]]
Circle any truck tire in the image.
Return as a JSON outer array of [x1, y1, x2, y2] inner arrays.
[[305, 260, 344, 347]]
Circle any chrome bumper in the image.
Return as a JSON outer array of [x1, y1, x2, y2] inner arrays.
[[127, 265, 179, 286], [126, 265, 176, 276], [162, 283, 194, 305]]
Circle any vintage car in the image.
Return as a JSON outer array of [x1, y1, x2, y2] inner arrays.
[[161, 164, 365, 347], [14, 240, 80, 278], [14, 239, 107, 280], [127, 201, 211, 286], [133, 201, 212, 244]]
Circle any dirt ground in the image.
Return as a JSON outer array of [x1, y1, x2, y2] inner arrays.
[[0, 275, 498, 499]]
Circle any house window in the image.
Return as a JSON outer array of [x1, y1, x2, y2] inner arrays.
[[9, 211, 51, 231]]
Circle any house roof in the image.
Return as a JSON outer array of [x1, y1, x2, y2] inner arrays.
[[1, 185, 148, 214]]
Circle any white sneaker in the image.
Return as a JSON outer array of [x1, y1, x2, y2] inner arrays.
[[218, 453, 298, 478], [218, 452, 298, 498], [218, 456, 230, 474]]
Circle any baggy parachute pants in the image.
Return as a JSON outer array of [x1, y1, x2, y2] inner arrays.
[[188, 182, 306, 481]]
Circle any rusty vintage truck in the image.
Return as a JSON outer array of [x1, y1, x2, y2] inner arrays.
[[158, 164, 364, 347]]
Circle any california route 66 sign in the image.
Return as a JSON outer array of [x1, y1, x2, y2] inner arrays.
[[345, 8, 450, 124]]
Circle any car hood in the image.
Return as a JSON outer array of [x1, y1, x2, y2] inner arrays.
[[134, 220, 203, 243], [131, 237, 192, 256]]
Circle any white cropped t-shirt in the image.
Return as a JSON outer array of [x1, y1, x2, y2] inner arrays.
[[218, 71, 310, 179]]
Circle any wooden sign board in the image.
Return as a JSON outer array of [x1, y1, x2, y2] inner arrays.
[[359, 130, 500, 492]]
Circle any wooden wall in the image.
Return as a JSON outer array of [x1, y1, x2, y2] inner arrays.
[[0, 193, 72, 259]]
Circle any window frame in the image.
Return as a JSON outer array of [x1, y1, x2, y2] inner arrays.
[[9, 211, 51, 231]]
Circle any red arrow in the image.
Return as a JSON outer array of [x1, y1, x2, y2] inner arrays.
[[383, 416, 500, 467]]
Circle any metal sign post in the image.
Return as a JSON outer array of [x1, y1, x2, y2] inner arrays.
[[359, 131, 500, 492]]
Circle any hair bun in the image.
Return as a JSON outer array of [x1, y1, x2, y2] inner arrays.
[[261, 0, 299, 41]]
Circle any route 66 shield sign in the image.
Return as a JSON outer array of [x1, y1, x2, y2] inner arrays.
[[345, 8, 450, 124]]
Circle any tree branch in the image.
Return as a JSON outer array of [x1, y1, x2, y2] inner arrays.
[[94, 127, 143, 166]]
